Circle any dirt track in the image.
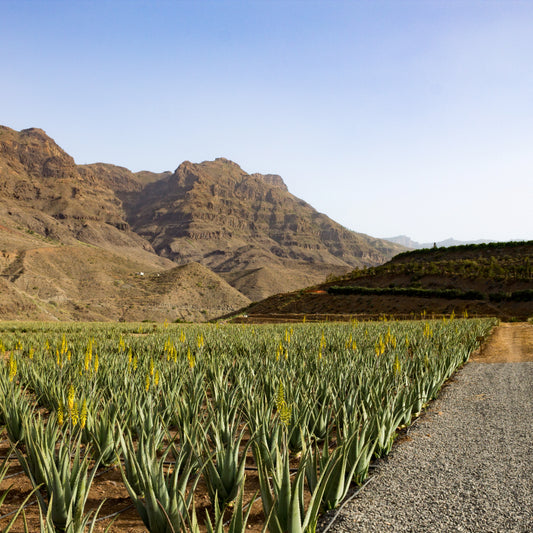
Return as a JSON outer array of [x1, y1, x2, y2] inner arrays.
[[472, 322, 533, 363]]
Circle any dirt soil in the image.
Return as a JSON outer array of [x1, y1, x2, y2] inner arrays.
[[471, 322, 533, 363]]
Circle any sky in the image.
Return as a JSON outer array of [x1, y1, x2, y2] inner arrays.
[[1, 0, 532, 243]]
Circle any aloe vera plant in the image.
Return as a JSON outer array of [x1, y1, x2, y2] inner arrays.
[[83, 402, 119, 467], [196, 480, 256, 533], [1, 383, 34, 443], [16, 423, 101, 533], [200, 420, 251, 507], [118, 427, 200, 533], [256, 445, 337, 533]]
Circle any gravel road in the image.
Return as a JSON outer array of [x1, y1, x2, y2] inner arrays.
[[319, 323, 533, 533]]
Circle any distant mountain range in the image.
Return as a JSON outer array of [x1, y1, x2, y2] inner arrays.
[[385, 235, 497, 250], [0, 125, 404, 321]]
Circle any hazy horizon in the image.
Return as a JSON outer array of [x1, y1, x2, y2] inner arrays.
[[2, 0, 532, 244]]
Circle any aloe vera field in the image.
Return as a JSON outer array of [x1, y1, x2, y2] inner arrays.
[[0, 318, 496, 533]]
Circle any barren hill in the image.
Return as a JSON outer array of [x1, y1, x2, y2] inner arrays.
[[0, 126, 152, 257], [0, 229, 249, 322], [0, 126, 249, 321]]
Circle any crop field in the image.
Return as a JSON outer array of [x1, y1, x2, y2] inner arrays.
[[0, 318, 496, 532]]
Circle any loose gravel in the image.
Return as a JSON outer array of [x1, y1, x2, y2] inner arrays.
[[319, 346, 533, 532]]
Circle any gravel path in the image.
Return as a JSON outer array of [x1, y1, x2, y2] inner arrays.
[[320, 323, 533, 533]]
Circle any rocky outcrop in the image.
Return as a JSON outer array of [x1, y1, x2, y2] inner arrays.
[[0, 126, 154, 252], [125, 158, 404, 283]]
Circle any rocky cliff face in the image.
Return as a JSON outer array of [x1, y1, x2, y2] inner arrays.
[[125, 157, 404, 278], [0, 126, 153, 253]]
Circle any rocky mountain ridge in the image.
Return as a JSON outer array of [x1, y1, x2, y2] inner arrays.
[[0, 125, 404, 321]]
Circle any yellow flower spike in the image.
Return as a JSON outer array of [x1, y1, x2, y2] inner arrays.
[[94, 352, 99, 373], [128, 347, 133, 366], [29, 347, 34, 360], [145, 372, 150, 392], [275, 381, 285, 413], [154, 369, 160, 386], [280, 402, 292, 428], [284, 348, 288, 361], [187, 348, 195, 369], [394, 355, 401, 375], [133, 354, 138, 371], [80, 399, 88, 429], [149, 358, 154, 376], [8, 354, 17, 382], [71, 401, 79, 426], [68, 385, 75, 415], [57, 402, 64, 427]]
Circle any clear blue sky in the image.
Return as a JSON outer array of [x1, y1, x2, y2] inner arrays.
[[2, 0, 532, 243]]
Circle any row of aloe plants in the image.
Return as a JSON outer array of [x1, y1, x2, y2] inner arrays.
[[0, 318, 495, 532]]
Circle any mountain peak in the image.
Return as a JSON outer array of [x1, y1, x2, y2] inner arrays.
[[20, 127, 49, 138], [251, 173, 287, 191]]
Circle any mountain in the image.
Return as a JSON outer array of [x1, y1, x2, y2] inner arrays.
[[233, 241, 533, 322], [122, 157, 404, 299], [0, 126, 249, 321], [0, 126, 166, 265], [0, 125, 405, 320], [385, 235, 496, 249]]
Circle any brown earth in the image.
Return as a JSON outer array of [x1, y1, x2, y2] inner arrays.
[[471, 322, 533, 363]]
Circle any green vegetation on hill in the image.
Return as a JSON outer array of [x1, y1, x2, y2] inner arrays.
[[340, 241, 533, 284], [236, 240, 533, 322]]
